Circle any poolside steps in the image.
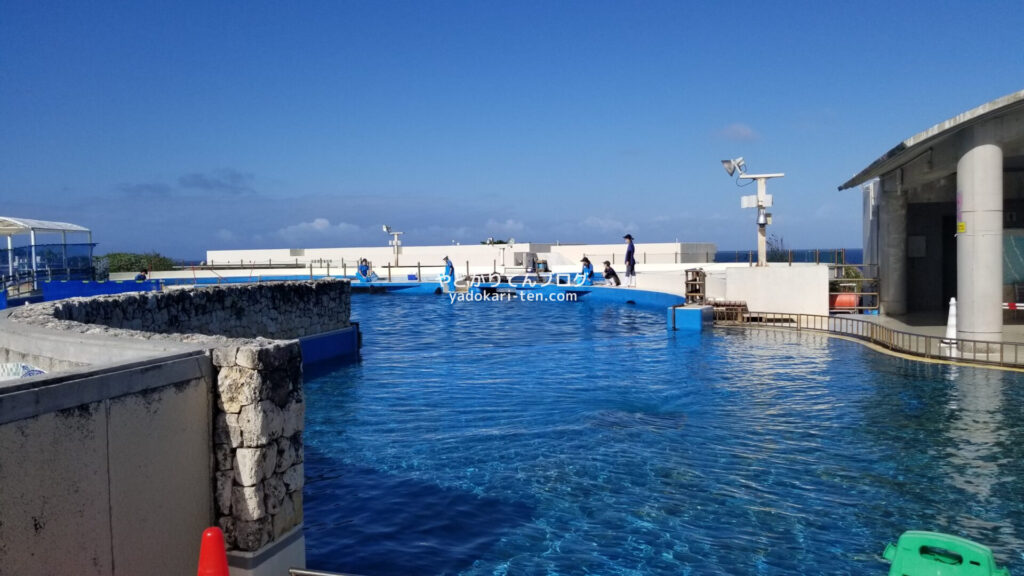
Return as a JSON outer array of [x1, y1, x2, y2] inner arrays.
[[709, 300, 749, 324]]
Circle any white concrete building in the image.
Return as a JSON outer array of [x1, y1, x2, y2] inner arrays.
[[840, 89, 1024, 342]]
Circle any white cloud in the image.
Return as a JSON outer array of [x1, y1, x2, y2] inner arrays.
[[216, 228, 235, 241], [581, 216, 630, 233], [485, 218, 525, 233], [277, 218, 360, 242], [719, 122, 759, 141]]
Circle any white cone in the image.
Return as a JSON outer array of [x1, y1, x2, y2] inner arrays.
[[944, 297, 957, 341], [941, 297, 958, 357]]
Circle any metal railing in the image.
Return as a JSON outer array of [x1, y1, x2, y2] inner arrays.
[[583, 251, 716, 265], [289, 569, 366, 576], [829, 263, 880, 313], [728, 311, 1024, 369]]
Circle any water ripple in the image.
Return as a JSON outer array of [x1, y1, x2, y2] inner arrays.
[[304, 295, 1024, 575]]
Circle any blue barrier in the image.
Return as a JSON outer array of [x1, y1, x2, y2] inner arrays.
[[41, 280, 161, 301], [666, 305, 714, 332], [0, 289, 6, 310], [300, 325, 361, 364]]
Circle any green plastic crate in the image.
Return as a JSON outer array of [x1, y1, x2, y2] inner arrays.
[[882, 531, 1009, 576]]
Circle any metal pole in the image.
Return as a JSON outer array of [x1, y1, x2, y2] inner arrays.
[[61, 230, 68, 278], [387, 263, 392, 282], [417, 262, 421, 282], [30, 229, 37, 288]]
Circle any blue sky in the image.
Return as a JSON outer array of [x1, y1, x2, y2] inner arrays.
[[2, 1, 1023, 258]]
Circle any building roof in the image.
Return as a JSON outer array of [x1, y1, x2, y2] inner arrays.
[[838, 88, 1024, 191], [0, 217, 91, 237]]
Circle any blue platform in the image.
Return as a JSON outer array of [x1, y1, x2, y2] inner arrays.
[[666, 305, 714, 331]]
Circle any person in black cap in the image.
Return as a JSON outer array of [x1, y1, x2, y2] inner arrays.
[[602, 260, 620, 286], [623, 234, 636, 287]]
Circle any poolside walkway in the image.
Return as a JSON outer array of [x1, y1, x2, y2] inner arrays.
[[860, 311, 1024, 343]]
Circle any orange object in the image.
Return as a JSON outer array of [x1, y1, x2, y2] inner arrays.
[[830, 293, 858, 309], [197, 527, 230, 576]]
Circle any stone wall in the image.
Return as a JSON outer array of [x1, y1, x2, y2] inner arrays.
[[211, 341, 305, 551], [5, 279, 351, 555], [36, 281, 350, 339]]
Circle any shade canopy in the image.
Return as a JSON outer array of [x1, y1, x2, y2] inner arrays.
[[0, 217, 91, 237]]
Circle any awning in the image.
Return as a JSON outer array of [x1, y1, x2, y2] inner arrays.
[[838, 88, 1024, 191], [0, 217, 91, 237]]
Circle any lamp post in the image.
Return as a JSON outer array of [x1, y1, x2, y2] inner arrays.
[[722, 157, 784, 267], [382, 225, 403, 266]]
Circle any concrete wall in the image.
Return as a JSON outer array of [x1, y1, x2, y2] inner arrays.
[[206, 243, 542, 270], [725, 265, 830, 315], [203, 241, 717, 273], [1, 280, 353, 575], [0, 354, 213, 576]]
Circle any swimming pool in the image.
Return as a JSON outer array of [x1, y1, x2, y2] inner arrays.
[[303, 294, 1024, 575]]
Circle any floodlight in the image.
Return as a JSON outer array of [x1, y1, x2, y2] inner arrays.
[[719, 156, 783, 267], [721, 157, 746, 177], [382, 225, 391, 233], [756, 206, 768, 226]]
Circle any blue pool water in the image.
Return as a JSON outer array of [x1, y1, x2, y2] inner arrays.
[[303, 294, 1024, 575]]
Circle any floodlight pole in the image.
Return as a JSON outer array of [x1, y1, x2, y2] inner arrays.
[[739, 173, 784, 267], [388, 231, 403, 266]]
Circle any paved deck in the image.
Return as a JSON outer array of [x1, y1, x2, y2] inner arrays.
[[861, 312, 1024, 343]]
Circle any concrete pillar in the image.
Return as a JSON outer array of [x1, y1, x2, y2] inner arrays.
[[879, 176, 907, 315], [956, 122, 1003, 343]]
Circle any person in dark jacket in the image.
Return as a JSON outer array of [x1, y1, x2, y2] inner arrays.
[[623, 233, 636, 287], [442, 256, 456, 293], [602, 260, 620, 286]]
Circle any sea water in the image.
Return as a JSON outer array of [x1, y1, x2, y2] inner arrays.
[[303, 294, 1024, 575]]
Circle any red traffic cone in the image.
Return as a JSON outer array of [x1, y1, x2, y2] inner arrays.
[[197, 527, 230, 576]]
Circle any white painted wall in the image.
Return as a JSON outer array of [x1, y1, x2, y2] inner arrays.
[[725, 265, 830, 315]]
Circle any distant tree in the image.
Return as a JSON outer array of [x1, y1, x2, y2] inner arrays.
[[766, 233, 788, 262], [480, 238, 510, 245], [95, 252, 177, 274]]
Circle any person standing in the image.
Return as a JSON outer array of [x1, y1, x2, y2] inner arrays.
[[442, 255, 456, 293], [623, 234, 636, 287]]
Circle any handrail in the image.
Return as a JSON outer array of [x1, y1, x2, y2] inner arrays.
[[289, 569, 367, 576], [730, 311, 1024, 369]]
